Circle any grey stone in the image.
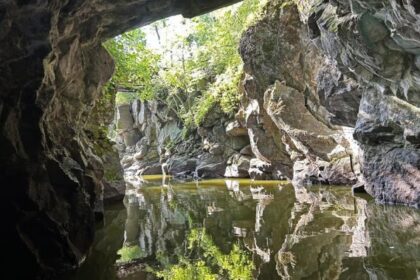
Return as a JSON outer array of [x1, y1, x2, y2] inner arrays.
[[226, 120, 248, 136], [225, 154, 250, 178]]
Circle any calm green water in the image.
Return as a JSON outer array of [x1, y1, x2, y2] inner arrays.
[[71, 177, 420, 280]]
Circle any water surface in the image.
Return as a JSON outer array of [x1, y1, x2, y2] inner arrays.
[[72, 177, 420, 280]]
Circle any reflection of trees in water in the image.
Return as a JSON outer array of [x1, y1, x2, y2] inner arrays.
[[156, 227, 254, 280], [118, 179, 294, 278], [116, 180, 420, 280]]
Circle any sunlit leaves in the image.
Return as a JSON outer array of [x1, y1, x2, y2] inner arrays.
[[104, 0, 263, 130], [157, 0, 262, 129], [104, 29, 160, 101]]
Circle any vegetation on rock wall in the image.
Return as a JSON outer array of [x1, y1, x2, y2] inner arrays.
[[104, 30, 160, 102], [103, 0, 264, 132]]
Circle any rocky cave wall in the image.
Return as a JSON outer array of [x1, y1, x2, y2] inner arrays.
[[238, 1, 360, 187], [309, 0, 420, 207], [237, 0, 419, 207], [0, 0, 240, 278]]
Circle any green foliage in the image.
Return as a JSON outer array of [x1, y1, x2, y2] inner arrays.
[[155, 228, 254, 280], [156, 260, 217, 280], [193, 93, 216, 127], [104, 29, 160, 101], [116, 245, 146, 263], [105, 0, 263, 133], [115, 91, 138, 105], [212, 68, 242, 115], [156, 0, 262, 129]]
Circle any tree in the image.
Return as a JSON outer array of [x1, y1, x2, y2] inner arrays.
[[104, 29, 160, 102]]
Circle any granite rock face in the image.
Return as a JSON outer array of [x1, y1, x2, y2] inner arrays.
[[115, 99, 251, 185], [112, 0, 417, 208], [239, 3, 359, 187], [237, 0, 419, 206], [308, 0, 420, 206], [0, 0, 240, 278]]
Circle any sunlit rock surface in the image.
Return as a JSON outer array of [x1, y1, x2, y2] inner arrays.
[[237, 0, 419, 205], [239, 3, 359, 186], [308, 0, 420, 206]]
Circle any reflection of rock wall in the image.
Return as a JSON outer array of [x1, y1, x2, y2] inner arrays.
[[273, 186, 420, 280], [364, 204, 420, 279], [274, 188, 369, 280], [106, 179, 418, 280], [70, 206, 127, 280], [116, 179, 296, 276]]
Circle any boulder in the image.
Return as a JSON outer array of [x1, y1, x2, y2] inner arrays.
[[248, 158, 274, 180], [168, 157, 198, 177], [122, 130, 140, 147]]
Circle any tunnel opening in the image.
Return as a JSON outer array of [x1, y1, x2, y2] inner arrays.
[[100, 0, 262, 196]]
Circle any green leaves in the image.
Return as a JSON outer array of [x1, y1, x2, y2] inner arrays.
[[104, 29, 160, 101], [104, 0, 263, 131], [157, 0, 262, 129]]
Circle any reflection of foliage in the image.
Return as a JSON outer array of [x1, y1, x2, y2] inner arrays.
[[117, 245, 146, 263], [156, 228, 254, 280], [156, 259, 217, 280]]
